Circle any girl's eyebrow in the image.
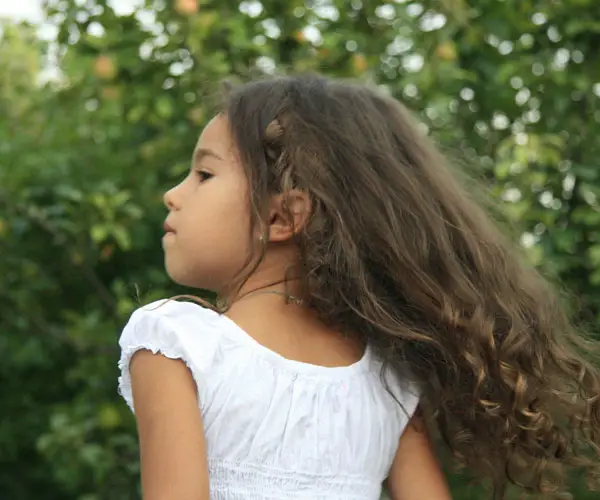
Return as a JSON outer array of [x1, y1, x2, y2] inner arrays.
[[193, 147, 224, 164]]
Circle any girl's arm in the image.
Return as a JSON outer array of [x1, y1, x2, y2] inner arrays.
[[386, 415, 452, 500], [130, 350, 210, 500]]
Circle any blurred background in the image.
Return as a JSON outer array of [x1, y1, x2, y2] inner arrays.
[[1, 0, 600, 498]]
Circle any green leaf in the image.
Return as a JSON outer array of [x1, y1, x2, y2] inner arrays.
[[90, 224, 108, 243]]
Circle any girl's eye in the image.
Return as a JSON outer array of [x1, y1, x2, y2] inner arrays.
[[195, 170, 213, 182]]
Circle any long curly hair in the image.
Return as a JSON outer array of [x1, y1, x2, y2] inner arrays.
[[216, 74, 600, 498]]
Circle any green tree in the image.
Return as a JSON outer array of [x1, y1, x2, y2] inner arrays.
[[2, 0, 600, 498]]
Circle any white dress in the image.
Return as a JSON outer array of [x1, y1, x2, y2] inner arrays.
[[118, 299, 420, 500]]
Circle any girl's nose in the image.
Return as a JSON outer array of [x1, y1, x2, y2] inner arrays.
[[163, 187, 176, 210]]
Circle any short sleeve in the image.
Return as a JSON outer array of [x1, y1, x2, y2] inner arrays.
[[399, 381, 420, 424], [383, 365, 421, 430], [117, 299, 221, 413]]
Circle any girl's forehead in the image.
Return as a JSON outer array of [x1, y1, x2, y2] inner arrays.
[[196, 116, 237, 155], [194, 115, 243, 169], [196, 115, 229, 147]]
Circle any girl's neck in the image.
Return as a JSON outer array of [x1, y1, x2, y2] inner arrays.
[[223, 260, 304, 307]]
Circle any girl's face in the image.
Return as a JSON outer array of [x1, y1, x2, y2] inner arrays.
[[162, 114, 253, 291]]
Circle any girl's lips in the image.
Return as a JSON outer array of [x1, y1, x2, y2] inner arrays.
[[163, 221, 175, 233]]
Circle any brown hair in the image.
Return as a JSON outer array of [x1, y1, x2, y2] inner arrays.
[[217, 74, 600, 498]]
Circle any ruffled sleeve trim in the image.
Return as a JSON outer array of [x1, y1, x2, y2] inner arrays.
[[117, 299, 204, 413]]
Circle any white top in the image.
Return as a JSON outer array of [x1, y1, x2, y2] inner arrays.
[[118, 299, 420, 500]]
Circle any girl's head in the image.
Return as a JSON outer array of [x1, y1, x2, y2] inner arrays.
[[164, 74, 600, 497], [162, 109, 312, 296], [164, 74, 482, 300]]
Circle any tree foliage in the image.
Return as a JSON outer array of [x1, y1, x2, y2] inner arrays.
[[2, 0, 600, 498]]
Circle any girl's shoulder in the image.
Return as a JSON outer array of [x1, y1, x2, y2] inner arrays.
[[118, 298, 228, 358], [117, 298, 239, 412]]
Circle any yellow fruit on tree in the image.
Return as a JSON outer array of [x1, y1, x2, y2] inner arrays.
[[175, 0, 198, 16], [352, 54, 368, 74], [93, 55, 117, 80], [187, 107, 205, 124], [435, 42, 457, 61]]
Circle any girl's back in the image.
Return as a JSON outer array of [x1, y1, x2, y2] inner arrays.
[[119, 298, 419, 499]]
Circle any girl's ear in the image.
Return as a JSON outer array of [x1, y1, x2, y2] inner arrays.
[[267, 189, 312, 242]]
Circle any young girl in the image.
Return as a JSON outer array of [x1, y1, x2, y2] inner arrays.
[[118, 74, 600, 500]]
